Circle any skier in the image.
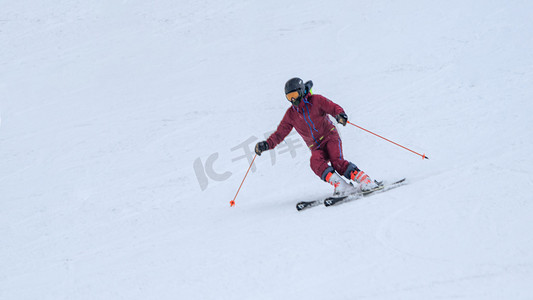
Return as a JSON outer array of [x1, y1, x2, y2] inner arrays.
[[254, 77, 379, 196]]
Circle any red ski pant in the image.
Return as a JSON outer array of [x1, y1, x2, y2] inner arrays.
[[310, 134, 351, 180]]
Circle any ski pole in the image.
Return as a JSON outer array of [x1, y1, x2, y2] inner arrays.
[[230, 153, 258, 207], [347, 121, 429, 160]]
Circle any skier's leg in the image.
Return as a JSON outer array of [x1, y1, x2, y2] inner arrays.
[[309, 148, 330, 178], [325, 136, 350, 176], [325, 136, 379, 191], [312, 146, 356, 196]]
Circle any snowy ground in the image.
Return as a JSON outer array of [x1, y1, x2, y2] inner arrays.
[[1, 1, 533, 299]]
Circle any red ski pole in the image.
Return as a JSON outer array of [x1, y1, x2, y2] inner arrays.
[[230, 153, 258, 207], [347, 121, 429, 160]]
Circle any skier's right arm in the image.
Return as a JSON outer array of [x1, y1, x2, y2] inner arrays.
[[255, 111, 293, 156]]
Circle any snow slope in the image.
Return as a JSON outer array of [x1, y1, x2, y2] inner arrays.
[[1, 0, 532, 299]]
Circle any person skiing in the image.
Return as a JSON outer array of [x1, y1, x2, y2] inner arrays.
[[254, 77, 379, 196]]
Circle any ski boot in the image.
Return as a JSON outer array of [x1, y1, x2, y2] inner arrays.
[[325, 171, 358, 196], [349, 170, 382, 193]]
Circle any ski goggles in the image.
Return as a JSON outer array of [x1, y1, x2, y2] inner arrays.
[[285, 91, 300, 102]]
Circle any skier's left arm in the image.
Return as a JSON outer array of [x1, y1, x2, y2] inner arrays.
[[316, 94, 348, 126]]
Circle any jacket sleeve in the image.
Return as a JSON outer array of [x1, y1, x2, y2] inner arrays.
[[266, 110, 293, 149], [315, 94, 345, 116]]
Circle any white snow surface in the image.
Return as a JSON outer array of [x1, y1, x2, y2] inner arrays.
[[1, 1, 533, 299]]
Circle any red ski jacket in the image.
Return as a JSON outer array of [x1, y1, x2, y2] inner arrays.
[[267, 94, 345, 150]]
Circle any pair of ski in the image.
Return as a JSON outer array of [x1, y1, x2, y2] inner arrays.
[[296, 178, 406, 211]]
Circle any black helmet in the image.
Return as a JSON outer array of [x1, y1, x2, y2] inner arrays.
[[285, 77, 306, 106], [285, 77, 305, 95]]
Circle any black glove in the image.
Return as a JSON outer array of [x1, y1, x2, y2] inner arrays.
[[255, 141, 269, 156], [335, 112, 348, 126]]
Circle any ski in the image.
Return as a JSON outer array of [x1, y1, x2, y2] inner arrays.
[[296, 178, 406, 211], [323, 180, 385, 207], [325, 178, 406, 207], [296, 200, 322, 211]]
